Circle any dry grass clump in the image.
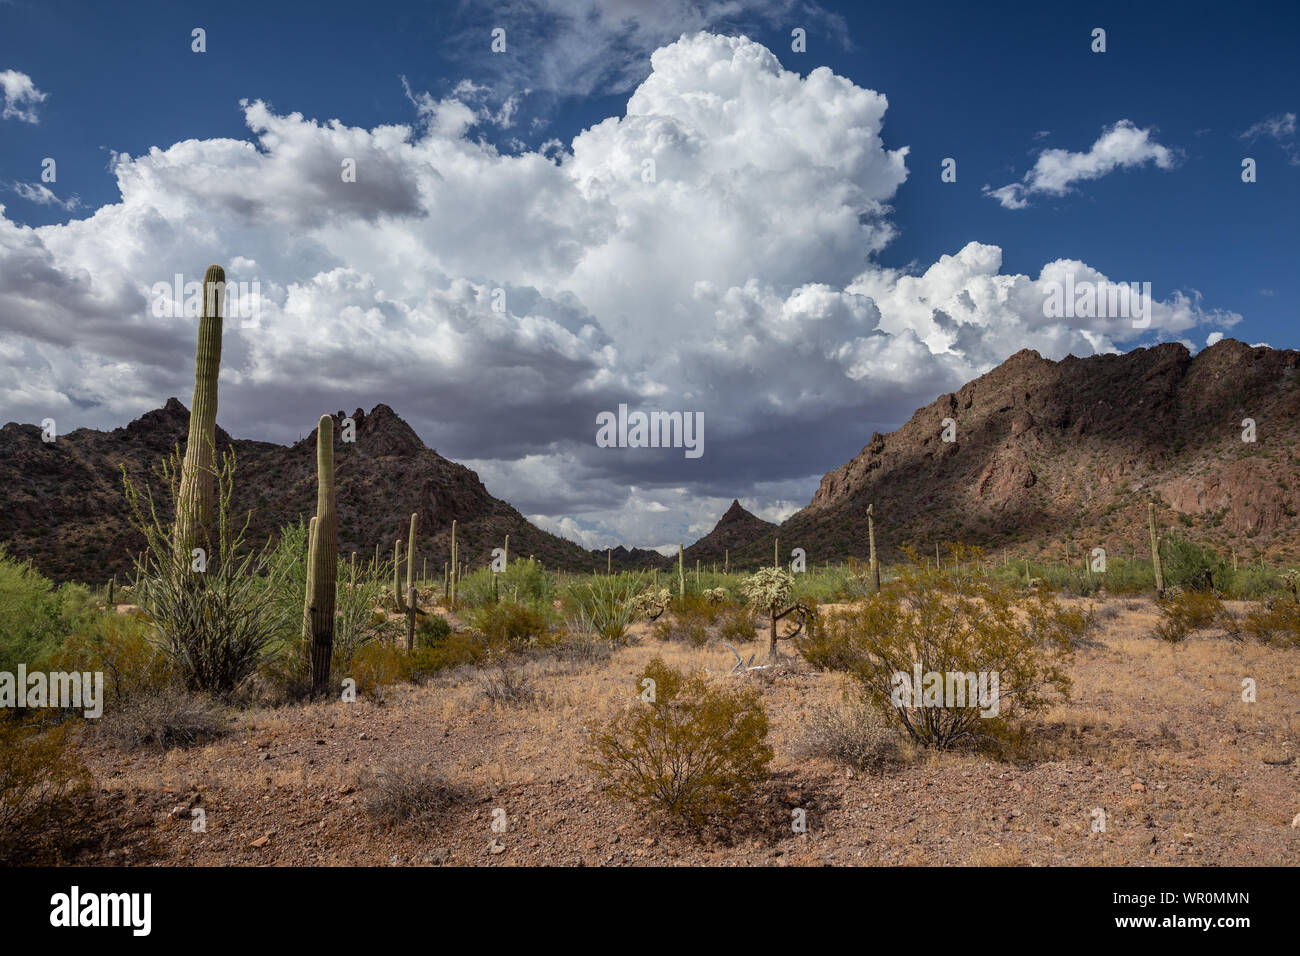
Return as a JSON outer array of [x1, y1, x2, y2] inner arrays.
[[801, 695, 896, 770], [362, 764, 463, 830], [100, 688, 226, 750], [478, 666, 536, 707]]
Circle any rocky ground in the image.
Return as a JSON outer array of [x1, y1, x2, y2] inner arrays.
[[65, 598, 1300, 866]]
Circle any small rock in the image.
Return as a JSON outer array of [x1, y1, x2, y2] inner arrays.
[[250, 832, 272, 848], [1131, 782, 1145, 792]]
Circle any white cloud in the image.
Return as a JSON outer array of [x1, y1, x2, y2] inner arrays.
[[0, 34, 1240, 550], [0, 69, 47, 123], [1241, 112, 1299, 164], [12, 182, 79, 210], [986, 120, 1176, 209]]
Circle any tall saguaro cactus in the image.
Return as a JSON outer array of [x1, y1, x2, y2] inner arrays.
[[1148, 500, 1165, 595], [678, 542, 685, 599], [406, 512, 419, 602], [175, 264, 225, 554], [867, 503, 881, 593], [449, 519, 458, 606], [304, 416, 337, 696], [393, 539, 404, 612]]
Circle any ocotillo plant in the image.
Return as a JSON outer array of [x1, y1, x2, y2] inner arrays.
[[304, 416, 338, 696], [867, 502, 881, 592], [1148, 500, 1165, 594], [406, 512, 419, 606], [174, 264, 225, 555]]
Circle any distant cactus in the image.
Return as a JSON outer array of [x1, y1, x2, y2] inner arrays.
[[449, 519, 458, 606], [867, 503, 881, 592], [174, 264, 225, 554], [1149, 500, 1165, 595], [678, 542, 685, 599], [393, 538, 404, 612], [304, 416, 337, 695]]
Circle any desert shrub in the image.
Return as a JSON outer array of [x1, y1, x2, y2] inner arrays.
[[44, 612, 172, 708], [563, 575, 644, 641], [1160, 535, 1234, 592], [801, 695, 895, 770], [1153, 589, 1236, 643], [0, 549, 87, 674], [586, 658, 772, 828], [543, 630, 616, 667], [362, 764, 461, 830], [650, 594, 716, 646], [0, 717, 94, 863], [478, 666, 535, 706], [500, 557, 555, 608], [416, 613, 452, 648], [1241, 598, 1300, 647], [717, 605, 759, 644], [122, 447, 297, 694], [467, 601, 549, 648], [347, 634, 489, 697], [100, 689, 225, 750], [812, 563, 1073, 749]]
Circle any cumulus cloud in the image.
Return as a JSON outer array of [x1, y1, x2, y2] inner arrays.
[[0, 69, 46, 123], [0, 34, 1239, 549], [986, 120, 1177, 209], [460, 0, 846, 98]]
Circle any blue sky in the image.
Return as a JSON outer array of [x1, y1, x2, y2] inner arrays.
[[1, 0, 1297, 549]]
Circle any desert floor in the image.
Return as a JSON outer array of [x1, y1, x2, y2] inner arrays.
[[71, 598, 1300, 866]]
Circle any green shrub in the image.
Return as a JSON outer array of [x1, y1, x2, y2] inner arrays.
[[1242, 598, 1300, 647], [1160, 535, 1234, 592], [811, 563, 1073, 749], [0, 549, 84, 674], [416, 613, 452, 648], [1153, 589, 1237, 643], [586, 658, 772, 828], [468, 601, 549, 648], [44, 612, 172, 708]]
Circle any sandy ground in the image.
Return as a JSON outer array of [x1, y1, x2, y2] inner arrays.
[[68, 597, 1300, 866]]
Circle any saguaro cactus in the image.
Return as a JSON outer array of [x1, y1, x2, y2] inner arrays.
[[393, 539, 404, 611], [867, 503, 881, 593], [678, 542, 685, 599], [175, 264, 225, 554], [449, 519, 458, 606], [1148, 500, 1165, 595], [406, 512, 419, 604], [304, 416, 337, 695]]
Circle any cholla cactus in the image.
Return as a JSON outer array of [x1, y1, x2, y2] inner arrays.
[[629, 587, 671, 622], [740, 566, 808, 659], [702, 587, 728, 605], [1281, 569, 1300, 599]]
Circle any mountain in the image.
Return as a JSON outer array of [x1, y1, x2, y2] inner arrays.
[[682, 499, 777, 568], [728, 339, 1300, 566], [0, 401, 600, 583]]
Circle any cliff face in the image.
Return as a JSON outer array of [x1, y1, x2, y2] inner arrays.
[[739, 339, 1300, 564], [0, 402, 597, 582]]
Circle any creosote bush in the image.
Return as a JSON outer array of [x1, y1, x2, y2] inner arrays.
[[586, 657, 772, 828], [1153, 589, 1238, 643], [807, 558, 1074, 749], [1241, 598, 1300, 647]]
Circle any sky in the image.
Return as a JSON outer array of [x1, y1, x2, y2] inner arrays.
[[1, 0, 1297, 553]]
